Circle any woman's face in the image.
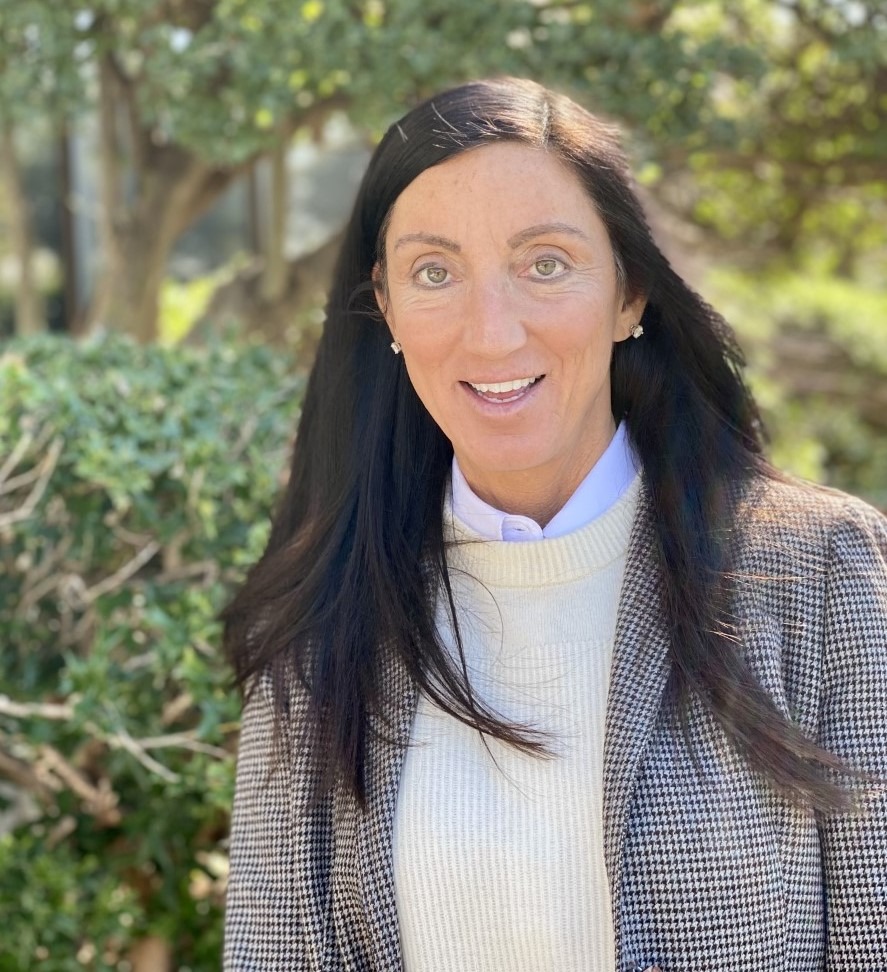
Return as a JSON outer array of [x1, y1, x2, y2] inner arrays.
[[377, 142, 645, 512]]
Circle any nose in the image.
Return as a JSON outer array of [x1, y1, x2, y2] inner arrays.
[[462, 278, 527, 359]]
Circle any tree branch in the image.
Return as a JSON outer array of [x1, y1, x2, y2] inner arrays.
[[138, 733, 230, 760], [0, 428, 35, 487], [97, 52, 126, 226], [0, 747, 58, 803], [106, 725, 180, 783], [0, 694, 232, 787], [81, 539, 161, 604], [104, 50, 150, 177], [0, 437, 63, 530], [37, 745, 122, 825], [0, 695, 73, 720]]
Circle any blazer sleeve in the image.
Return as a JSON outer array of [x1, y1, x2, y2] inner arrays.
[[817, 501, 887, 966], [223, 678, 304, 971]]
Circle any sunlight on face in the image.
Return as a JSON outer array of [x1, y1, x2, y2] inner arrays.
[[377, 142, 645, 515]]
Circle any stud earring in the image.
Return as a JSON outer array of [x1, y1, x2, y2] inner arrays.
[[630, 323, 644, 339], [390, 340, 402, 354]]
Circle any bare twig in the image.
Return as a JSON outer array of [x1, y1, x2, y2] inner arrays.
[[70, 608, 97, 649], [18, 533, 74, 599], [18, 570, 65, 617], [107, 725, 180, 783], [0, 437, 63, 529], [46, 814, 78, 849], [121, 650, 157, 674], [0, 780, 43, 835], [138, 733, 229, 760], [0, 695, 74, 720], [111, 523, 155, 547], [81, 540, 161, 604], [153, 559, 219, 585], [37, 744, 122, 825], [0, 429, 34, 486], [0, 462, 47, 497], [0, 747, 58, 802], [161, 692, 194, 725], [0, 689, 231, 803]]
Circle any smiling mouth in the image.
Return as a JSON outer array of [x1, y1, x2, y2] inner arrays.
[[463, 375, 545, 403]]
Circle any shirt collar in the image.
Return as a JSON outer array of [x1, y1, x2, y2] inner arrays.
[[450, 422, 640, 542]]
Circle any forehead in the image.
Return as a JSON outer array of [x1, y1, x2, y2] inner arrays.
[[385, 142, 605, 244]]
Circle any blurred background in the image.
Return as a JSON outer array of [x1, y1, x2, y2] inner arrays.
[[0, 0, 884, 969]]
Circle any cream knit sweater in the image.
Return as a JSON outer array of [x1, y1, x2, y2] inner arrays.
[[392, 475, 640, 972]]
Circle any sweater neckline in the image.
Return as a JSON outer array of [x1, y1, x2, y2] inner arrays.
[[443, 473, 641, 589], [450, 421, 639, 541]]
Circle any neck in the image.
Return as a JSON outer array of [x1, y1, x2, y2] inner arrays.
[[457, 420, 617, 528]]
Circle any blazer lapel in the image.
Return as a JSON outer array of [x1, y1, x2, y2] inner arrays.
[[603, 483, 672, 946]]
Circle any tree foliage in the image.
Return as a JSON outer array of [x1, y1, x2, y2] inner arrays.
[[708, 267, 887, 510], [650, 0, 886, 275], [7, 0, 883, 338]]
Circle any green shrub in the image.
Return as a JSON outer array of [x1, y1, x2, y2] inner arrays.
[[0, 334, 302, 970]]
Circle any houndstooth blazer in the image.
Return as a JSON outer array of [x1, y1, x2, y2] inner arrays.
[[224, 476, 887, 971]]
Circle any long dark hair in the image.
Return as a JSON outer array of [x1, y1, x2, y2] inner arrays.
[[222, 77, 851, 809]]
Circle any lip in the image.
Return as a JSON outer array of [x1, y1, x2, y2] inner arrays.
[[459, 375, 545, 414]]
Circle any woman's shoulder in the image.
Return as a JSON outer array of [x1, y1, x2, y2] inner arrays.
[[730, 475, 886, 715], [735, 471, 887, 572]]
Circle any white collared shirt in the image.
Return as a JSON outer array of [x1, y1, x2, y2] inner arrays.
[[450, 421, 639, 541]]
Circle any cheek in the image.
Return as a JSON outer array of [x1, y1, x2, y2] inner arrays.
[[395, 315, 461, 415], [536, 299, 619, 363], [392, 297, 462, 361]]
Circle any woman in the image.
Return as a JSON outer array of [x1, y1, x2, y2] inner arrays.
[[221, 78, 887, 971]]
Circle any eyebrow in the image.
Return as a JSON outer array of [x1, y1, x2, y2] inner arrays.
[[392, 222, 592, 254], [507, 222, 592, 248], [393, 232, 461, 252]]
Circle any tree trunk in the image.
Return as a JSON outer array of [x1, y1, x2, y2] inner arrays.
[[260, 139, 290, 303], [87, 224, 175, 341], [0, 123, 46, 335], [80, 54, 242, 342], [82, 125, 241, 341], [80, 53, 345, 342]]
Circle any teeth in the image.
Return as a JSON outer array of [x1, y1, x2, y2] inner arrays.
[[469, 376, 538, 393]]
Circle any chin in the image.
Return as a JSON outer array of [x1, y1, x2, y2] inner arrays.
[[460, 444, 552, 478]]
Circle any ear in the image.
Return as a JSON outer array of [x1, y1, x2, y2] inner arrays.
[[614, 292, 647, 343]]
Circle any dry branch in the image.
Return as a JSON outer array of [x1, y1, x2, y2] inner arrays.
[[0, 428, 35, 487], [107, 725, 180, 783], [138, 733, 229, 760], [81, 539, 161, 604], [0, 747, 58, 803], [0, 437, 64, 529], [0, 691, 231, 800], [0, 695, 73, 720], [37, 744, 122, 825]]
